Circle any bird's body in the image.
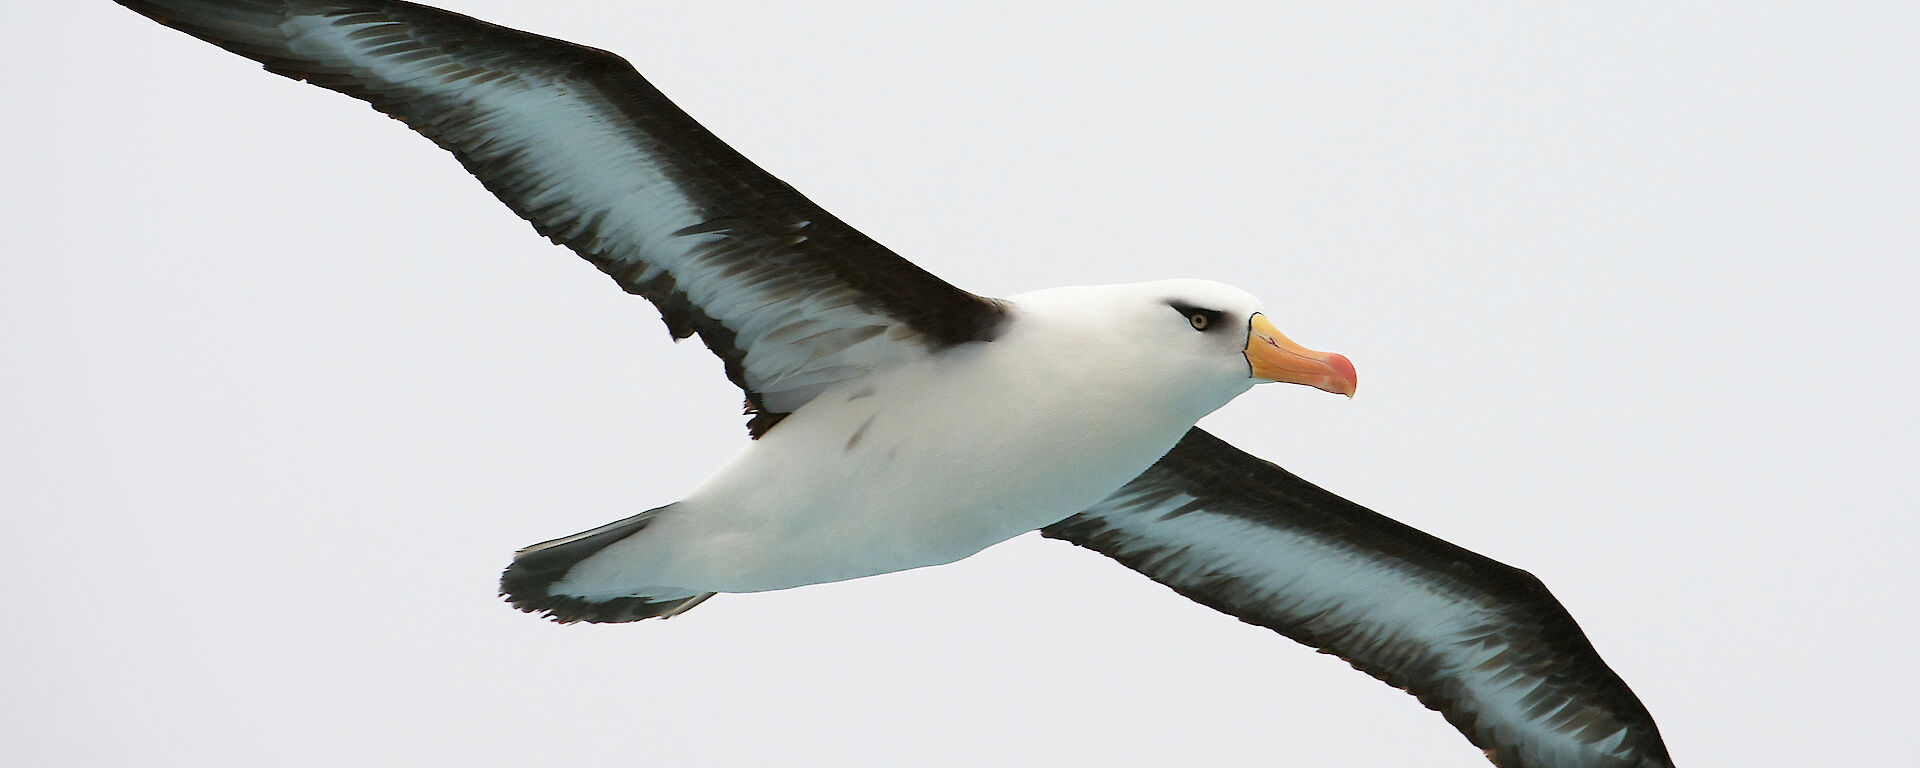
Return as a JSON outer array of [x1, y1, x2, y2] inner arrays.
[[111, 2, 1677, 765], [552, 281, 1261, 598]]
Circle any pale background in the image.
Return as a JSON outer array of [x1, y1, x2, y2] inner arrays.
[[5, 2, 1916, 766]]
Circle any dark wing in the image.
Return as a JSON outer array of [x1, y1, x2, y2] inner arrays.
[[1043, 428, 1674, 768], [115, 0, 1006, 431]]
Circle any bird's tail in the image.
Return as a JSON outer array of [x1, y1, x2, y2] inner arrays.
[[500, 505, 715, 623]]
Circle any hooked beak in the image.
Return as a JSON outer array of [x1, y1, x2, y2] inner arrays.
[[1244, 313, 1357, 397]]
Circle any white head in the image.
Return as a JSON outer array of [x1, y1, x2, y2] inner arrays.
[[1006, 278, 1356, 422]]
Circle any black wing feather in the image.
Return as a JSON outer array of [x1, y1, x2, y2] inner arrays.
[[115, 0, 1006, 431], [1045, 428, 1674, 768]]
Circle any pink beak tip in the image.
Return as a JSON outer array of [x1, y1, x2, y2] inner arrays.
[[1324, 353, 1358, 398]]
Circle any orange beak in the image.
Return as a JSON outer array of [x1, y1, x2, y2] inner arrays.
[[1244, 313, 1357, 397]]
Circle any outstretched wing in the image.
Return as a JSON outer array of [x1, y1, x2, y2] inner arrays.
[[1043, 428, 1674, 768], [115, 0, 1006, 432]]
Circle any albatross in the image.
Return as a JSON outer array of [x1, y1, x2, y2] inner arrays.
[[112, 2, 1675, 766]]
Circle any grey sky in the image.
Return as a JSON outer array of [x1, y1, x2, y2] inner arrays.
[[4, 2, 1916, 765]]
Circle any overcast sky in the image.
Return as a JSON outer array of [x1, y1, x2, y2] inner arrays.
[[4, 2, 1916, 766]]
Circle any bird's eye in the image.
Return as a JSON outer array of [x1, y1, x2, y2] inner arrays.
[[1169, 302, 1223, 332]]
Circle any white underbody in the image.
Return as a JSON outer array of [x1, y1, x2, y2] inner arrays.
[[553, 281, 1258, 599]]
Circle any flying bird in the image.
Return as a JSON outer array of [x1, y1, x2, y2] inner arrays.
[[112, 2, 1675, 766]]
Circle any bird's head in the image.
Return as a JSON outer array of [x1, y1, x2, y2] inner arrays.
[[1145, 278, 1356, 398], [1010, 279, 1356, 416]]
